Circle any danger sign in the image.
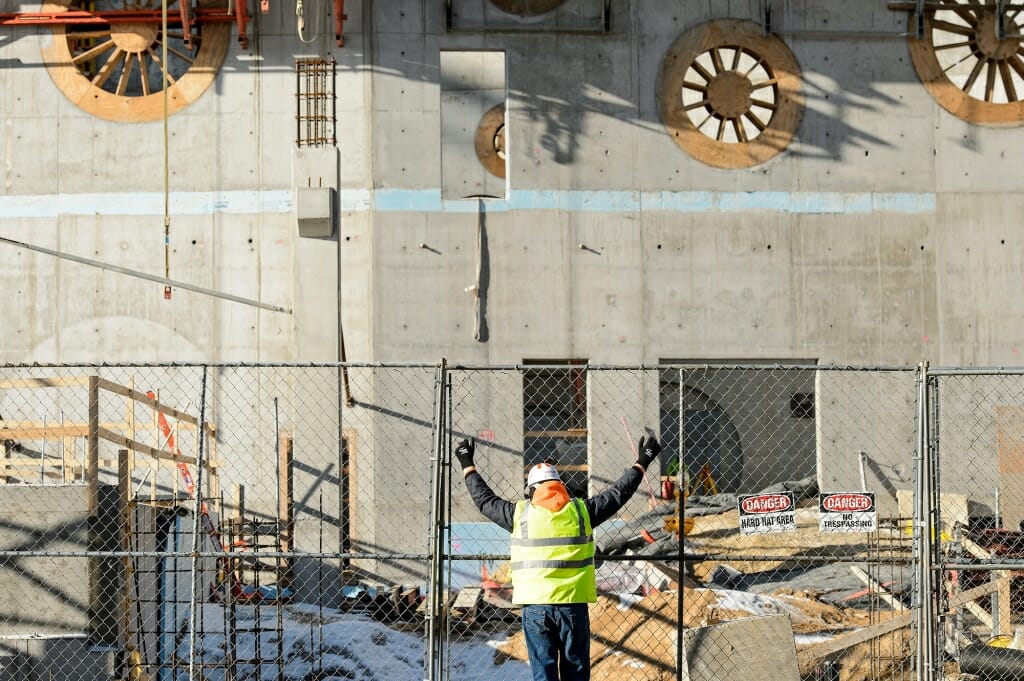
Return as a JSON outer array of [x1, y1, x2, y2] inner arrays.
[[737, 491, 796, 535], [819, 492, 876, 533]]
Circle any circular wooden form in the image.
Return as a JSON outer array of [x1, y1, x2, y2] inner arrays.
[[658, 19, 803, 169], [907, 1, 1024, 125], [488, 0, 566, 16], [474, 104, 507, 178], [41, 2, 229, 123]]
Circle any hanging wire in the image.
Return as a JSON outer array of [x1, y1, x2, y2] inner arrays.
[[296, 0, 323, 43], [162, 0, 171, 291]]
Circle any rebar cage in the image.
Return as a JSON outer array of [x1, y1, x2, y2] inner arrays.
[[0, 362, 1019, 681]]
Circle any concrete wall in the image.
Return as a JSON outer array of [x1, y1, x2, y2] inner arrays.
[[4, 0, 1024, 581], [0, 485, 119, 638]]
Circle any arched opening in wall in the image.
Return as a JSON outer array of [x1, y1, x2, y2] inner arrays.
[[659, 376, 744, 494], [658, 19, 803, 168], [42, 0, 229, 122], [488, 0, 568, 16], [906, 0, 1024, 124]]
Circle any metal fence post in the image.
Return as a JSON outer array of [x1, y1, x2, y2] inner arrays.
[[914, 361, 936, 681], [426, 359, 448, 681]]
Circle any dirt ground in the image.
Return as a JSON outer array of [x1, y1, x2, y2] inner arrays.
[[496, 588, 896, 681], [686, 506, 907, 579], [494, 503, 915, 681]]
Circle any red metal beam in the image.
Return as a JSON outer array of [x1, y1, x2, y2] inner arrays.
[[234, 0, 249, 48], [0, 8, 239, 27], [178, 1, 194, 49], [334, 0, 346, 47]]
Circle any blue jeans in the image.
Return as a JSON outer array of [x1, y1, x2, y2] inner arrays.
[[521, 603, 591, 681]]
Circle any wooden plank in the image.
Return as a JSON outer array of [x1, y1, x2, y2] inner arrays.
[[278, 433, 294, 553], [996, 574, 1012, 636], [524, 429, 587, 438], [97, 377, 200, 428], [96, 426, 198, 466], [0, 424, 92, 438], [796, 612, 912, 670], [850, 566, 905, 611], [87, 376, 99, 515], [452, 586, 482, 613], [522, 464, 589, 473], [948, 577, 1008, 608], [797, 576, 1011, 668], [0, 467, 64, 478], [3, 456, 78, 467], [0, 376, 92, 389]]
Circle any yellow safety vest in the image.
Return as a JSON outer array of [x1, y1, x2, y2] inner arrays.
[[510, 498, 596, 604]]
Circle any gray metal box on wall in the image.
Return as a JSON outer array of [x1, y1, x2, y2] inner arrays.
[[295, 187, 336, 238]]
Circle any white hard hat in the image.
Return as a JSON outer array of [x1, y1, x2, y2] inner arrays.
[[527, 462, 561, 488]]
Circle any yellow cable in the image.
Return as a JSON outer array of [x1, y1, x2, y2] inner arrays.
[[162, 0, 170, 283]]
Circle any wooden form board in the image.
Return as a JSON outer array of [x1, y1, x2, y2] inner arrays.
[[995, 406, 1024, 531], [0, 375, 216, 493], [796, 576, 1012, 671]]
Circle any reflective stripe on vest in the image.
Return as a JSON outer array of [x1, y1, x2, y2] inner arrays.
[[510, 497, 597, 604]]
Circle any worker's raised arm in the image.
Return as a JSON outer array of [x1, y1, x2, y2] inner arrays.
[[456, 438, 515, 531], [584, 434, 660, 527]]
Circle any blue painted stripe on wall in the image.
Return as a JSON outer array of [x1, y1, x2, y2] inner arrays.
[[0, 191, 294, 218], [0, 189, 936, 217]]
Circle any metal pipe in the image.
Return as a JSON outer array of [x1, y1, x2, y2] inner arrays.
[[676, 367, 684, 681], [425, 360, 447, 681], [928, 367, 1024, 376], [943, 562, 1024, 570], [0, 235, 292, 314]]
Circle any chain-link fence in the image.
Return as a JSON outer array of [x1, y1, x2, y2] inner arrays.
[[926, 368, 1024, 681], [0, 362, 1019, 681]]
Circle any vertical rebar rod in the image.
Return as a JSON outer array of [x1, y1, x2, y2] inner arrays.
[[318, 490, 325, 680], [273, 394, 285, 681], [224, 490, 237, 681], [188, 366, 209, 681]]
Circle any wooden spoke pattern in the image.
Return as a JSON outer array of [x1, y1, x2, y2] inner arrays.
[[680, 45, 778, 144], [42, 0, 230, 122], [658, 19, 803, 169], [908, 0, 1024, 124], [64, 0, 191, 98]]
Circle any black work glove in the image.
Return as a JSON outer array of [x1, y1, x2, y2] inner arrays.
[[636, 434, 661, 470], [455, 438, 475, 469]]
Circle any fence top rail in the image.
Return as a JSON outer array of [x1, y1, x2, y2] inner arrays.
[[0, 361, 944, 371], [449, 363, 918, 372], [929, 366, 1024, 376], [0, 361, 441, 370]]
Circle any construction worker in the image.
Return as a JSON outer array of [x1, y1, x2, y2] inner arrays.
[[455, 434, 661, 681]]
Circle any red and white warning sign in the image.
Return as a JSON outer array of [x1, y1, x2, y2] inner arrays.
[[737, 491, 796, 535], [819, 492, 876, 533]]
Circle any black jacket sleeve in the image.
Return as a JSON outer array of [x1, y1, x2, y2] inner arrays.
[[584, 466, 645, 527], [463, 471, 515, 532]]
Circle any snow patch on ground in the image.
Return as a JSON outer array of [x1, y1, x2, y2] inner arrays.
[[173, 603, 531, 681]]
